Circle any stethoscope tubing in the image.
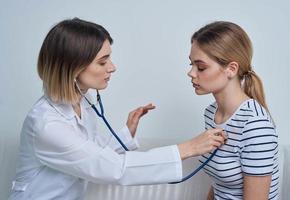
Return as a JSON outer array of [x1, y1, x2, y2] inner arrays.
[[87, 91, 218, 184], [168, 148, 217, 184], [91, 103, 129, 151], [76, 83, 217, 184]]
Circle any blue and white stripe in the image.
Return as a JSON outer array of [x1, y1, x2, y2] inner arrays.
[[200, 99, 279, 200]]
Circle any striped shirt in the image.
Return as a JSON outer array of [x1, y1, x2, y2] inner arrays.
[[199, 99, 279, 200]]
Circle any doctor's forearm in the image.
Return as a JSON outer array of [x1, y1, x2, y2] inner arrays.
[[177, 140, 199, 160], [177, 137, 206, 160]]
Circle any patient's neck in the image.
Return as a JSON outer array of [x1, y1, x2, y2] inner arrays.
[[213, 83, 249, 124]]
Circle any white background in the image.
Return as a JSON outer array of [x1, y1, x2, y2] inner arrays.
[[0, 0, 290, 198]]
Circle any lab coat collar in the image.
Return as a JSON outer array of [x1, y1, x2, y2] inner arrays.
[[44, 90, 97, 120]]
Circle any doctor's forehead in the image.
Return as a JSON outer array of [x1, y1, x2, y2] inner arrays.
[[96, 40, 112, 60]]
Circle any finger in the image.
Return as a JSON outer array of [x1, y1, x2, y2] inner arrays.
[[132, 108, 144, 122], [209, 129, 227, 139], [220, 131, 228, 139], [142, 104, 155, 112], [212, 135, 226, 145], [129, 106, 143, 117], [131, 104, 155, 115], [212, 141, 223, 148], [128, 108, 141, 122], [139, 105, 155, 117], [145, 103, 156, 109], [130, 104, 155, 122], [137, 108, 145, 117], [208, 128, 223, 135], [213, 132, 228, 144], [128, 111, 135, 121], [206, 129, 222, 138], [139, 111, 148, 118]]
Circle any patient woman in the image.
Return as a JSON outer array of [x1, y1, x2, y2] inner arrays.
[[187, 21, 279, 200]]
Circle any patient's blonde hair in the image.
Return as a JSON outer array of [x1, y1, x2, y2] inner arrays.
[[191, 21, 269, 113]]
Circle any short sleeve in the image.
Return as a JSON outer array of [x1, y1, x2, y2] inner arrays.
[[240, 115, 278, 176]]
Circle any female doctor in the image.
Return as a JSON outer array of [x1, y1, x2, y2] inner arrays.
[[9, 18, 226, 200]]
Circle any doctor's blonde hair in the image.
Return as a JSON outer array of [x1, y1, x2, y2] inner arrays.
[[191, 21, 270, 113], [37, 18, 113, 104]]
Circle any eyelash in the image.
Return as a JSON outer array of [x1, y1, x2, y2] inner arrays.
[[189, 63, 205, 71], [100, 62, 107, 66]]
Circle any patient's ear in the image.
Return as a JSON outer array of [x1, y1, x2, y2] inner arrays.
[[225, 62, 239, 79]]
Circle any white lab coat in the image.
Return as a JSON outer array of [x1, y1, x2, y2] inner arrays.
[[9, 91, 182, 200]]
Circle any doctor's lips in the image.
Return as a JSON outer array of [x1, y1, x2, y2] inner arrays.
[[191, 82, 200, 89]]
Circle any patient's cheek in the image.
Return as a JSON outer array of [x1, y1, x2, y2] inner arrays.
[[203, 71, 225, 90]]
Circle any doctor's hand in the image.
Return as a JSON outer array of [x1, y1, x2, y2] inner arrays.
[[126, 103, 156, 137], [177, 128, 227, 160]]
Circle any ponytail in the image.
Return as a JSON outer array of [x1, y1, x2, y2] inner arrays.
[[243, 70, 269, 113]]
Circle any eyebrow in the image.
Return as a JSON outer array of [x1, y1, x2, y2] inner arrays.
[[97, 54, 110, 61], [188, 56, 207, 65], [193, 59, 206, 65]]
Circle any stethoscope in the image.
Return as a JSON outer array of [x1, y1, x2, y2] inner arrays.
[[75, 80, 218, 184]]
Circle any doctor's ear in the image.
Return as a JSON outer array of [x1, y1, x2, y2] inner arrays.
[[74, 78, 80, 84], [225, 62, 239, 79]]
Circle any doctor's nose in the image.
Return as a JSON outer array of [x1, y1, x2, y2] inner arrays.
[[108, 61, 116, 73]]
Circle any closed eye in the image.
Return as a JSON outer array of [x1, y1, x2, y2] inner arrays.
[[98, 54, 110, 66], [197, 67, 205, 71], [189, 63, 206, 71], [100, 62, 107, 66]]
